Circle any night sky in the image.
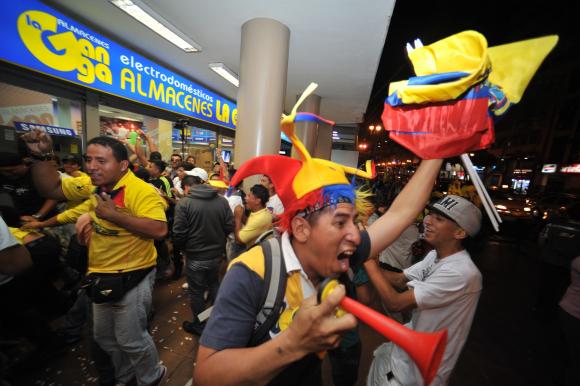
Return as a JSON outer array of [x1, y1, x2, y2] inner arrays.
[[362, 0, 575, 140]]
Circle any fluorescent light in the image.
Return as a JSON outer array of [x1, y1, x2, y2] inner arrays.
[[110, 0, 201, 53], [116, 116, 140, 121], [209, 63, 239, 87]]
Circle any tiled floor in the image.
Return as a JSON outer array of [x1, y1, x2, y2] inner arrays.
[[7, 235, 569, 386], [9, 279, 200, 386]]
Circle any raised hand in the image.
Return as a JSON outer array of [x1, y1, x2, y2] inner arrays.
[[20, 129, 54, 156]]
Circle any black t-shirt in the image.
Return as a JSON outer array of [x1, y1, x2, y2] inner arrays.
[[200, 230, 371, 386], [0, 172, 47, 225]]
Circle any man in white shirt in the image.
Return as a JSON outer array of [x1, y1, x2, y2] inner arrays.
[[365, 195, 483, 386], [261, 174, 284, 216]]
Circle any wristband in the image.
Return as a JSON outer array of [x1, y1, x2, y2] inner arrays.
[[30, 152, 55, 161]]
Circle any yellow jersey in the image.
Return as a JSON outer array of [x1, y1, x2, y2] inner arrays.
[[57, 170, 166, 274], [61, 173, 94, 202], [239, 208, 273, 246]]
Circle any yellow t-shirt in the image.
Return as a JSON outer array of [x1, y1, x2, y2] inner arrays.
[[61, 173, 94, 202], [63, 171, 92, 209], [239, 208, 273, 246], [9, 227, 43, 244], [57, 170, 167, 274]]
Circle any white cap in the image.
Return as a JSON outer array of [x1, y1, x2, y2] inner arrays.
[[430, 195, 482, 237], [186, 167, 208, 182]]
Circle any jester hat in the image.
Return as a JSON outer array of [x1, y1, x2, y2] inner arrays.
[[229, 83, 376, 229], [382, 30, 558, 159]]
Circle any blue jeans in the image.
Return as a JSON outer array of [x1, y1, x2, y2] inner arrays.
[[93, 269, 162, 386], [186, 257, 222, 324]]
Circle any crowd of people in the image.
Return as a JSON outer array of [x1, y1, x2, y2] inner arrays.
[[0, 126, 298, 382], [0, 127, 484, 386], [2, 127, 574, 386]]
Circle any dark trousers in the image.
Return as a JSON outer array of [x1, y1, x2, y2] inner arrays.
[[185, 257, 221, 324], [559, 307, 580, 386], [0, 272, 59, 347], [26, 235, 62, 281], [61, 291, 115, 385], [328, 341, 362, 386], [154, 239, 170, 279]]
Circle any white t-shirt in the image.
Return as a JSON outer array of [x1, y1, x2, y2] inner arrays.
[[266, 193, 284, 216], [173, 176, 183, 195], [226, 194, 243, 214], [391, 249, 482, 386], [379, 223, 419, 269], [0, 217, 19, 285]]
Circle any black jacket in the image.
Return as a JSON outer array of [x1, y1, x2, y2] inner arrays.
[[173, 184, 234, 260]]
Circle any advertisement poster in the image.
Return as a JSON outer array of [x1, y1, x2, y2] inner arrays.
[[100, 116, 143, 143]]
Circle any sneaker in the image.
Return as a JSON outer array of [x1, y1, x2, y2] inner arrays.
[[182, 321, 204, 336], [181, 282, 188, 290]]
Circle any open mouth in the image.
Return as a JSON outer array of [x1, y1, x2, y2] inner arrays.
[[337, 250, 353, 260]]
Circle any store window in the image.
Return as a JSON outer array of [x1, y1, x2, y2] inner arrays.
[[172, 125, 218, 171], [98, 104, 221, 172], [99, 104, 175, 163], [0, 82, 83, 155], [220, 135, 235, 164]]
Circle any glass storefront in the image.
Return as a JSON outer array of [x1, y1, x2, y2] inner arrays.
[[171, 125, 218, 170], [98, 103, 226, 171], [0, 81, 83, 157]]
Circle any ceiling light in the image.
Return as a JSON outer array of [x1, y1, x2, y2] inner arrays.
[[209, 63, 239, 87], [110, 0, 201, 53], [116, 116, 141, 121]]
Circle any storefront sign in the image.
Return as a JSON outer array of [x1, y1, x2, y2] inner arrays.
[[14, 121, 77, 137], [513, 168, 533, 175], [561, 164, 580, 174], [1, 0, 237, 130], [541, 164, 557, 173]]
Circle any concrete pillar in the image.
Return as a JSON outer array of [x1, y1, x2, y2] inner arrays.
[[314, 123, 333, 160], [156, 119, 173, 158], [291, 94, 320, 159], [236, 18, 290, 175], [83, 91, 100, 151]]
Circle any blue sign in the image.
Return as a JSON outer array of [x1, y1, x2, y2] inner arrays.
[[0, 0, 237, 130], [14, 121, 77, 137], [171, 127, 216, 143]]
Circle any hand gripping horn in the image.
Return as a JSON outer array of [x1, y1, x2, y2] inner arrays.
[[319, 279, 447, 386]]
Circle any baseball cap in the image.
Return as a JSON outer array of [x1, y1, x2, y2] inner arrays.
[[208, 179, 228, 189], [429, 195, 482, 236], [62, 154, 82, 165], [186, 167, 208, 182]]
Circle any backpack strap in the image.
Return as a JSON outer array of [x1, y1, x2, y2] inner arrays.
[[249, 237, 286, 346]]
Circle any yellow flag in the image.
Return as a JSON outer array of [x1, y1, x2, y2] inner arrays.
[[488, 35, 558, 103]]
